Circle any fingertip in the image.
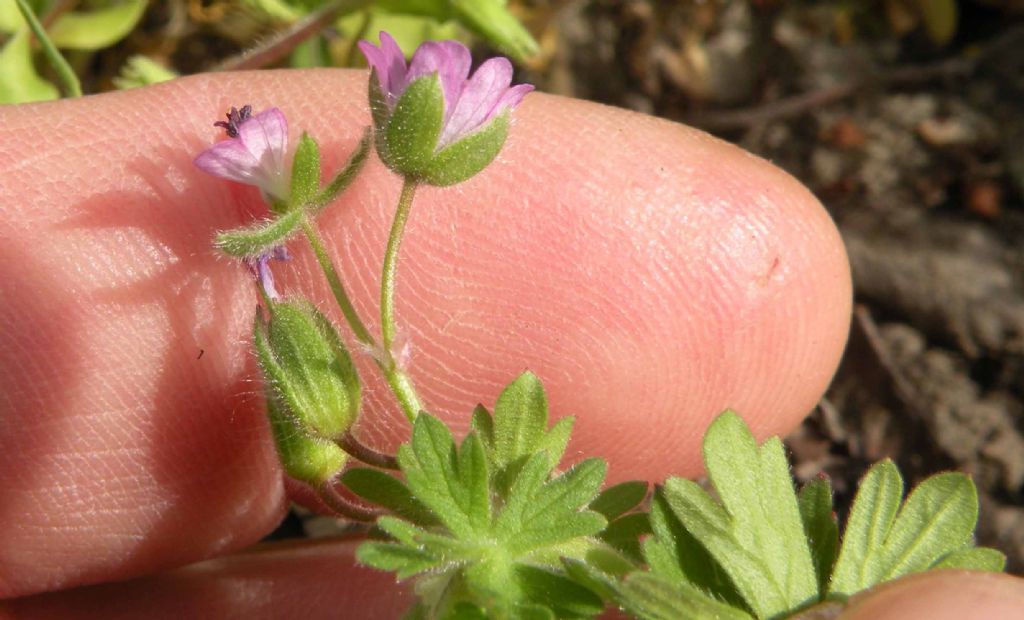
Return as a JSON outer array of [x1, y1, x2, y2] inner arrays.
[[5, 539, 412, 619], [839, 571, 1024, 620]]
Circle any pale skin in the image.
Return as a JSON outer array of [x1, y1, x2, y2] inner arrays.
[[0, 71, 1021, 618]]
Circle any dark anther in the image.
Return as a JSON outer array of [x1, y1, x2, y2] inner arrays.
[[214, 104, 253, 138]]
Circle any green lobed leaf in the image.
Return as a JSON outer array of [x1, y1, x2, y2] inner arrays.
[[0, 29, 58, 104], [599, 512, 651, 562], [214, 209, 304, 258], [289, 132, 321, 209], [489, 371, 549, 493], [49, 0, 148, 50], [457, 432, 492, 532], [491, 372, 548, 467], [535, 416, 574, 467], [513, 565, 605, 618], [798, 478, 839, 595], [562, 557, 623, 603], [876, 472, 979, 581], [341, 467, 439, 526], [420, 112, 509, 187], [644, 488, 741, 605], [491, 450, 552, 533], [398, 413, 480, 538], [829, 460, 904, 596], [357, 541, 441, 579], [469, 404, 494, 447], [503, 458, 607, 555], [695, 411, 818, 615], [581, 543, 639, 577], [383, 74, 444, 177], [617, 573, 754, 620], [359, 377, 613, 617], [932, 546, 1006, 572], [662, 477, 786, 618], [590, 481, 648, 521]]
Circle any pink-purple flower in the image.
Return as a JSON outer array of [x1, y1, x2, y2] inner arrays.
[[194, 106, 290, 204], [359, 33, 532, 150], [358, 32, 533, 185]]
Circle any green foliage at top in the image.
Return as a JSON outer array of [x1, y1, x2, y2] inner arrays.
[[591, 411, 1004, 620], [354, 372, 646, 619], [1, 0, 147, 103]]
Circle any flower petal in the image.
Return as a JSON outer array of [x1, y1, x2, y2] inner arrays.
[[358, 32, 408, 105], [194, 139, 263, 185], [238, 108, 288, 175], [494, 83, 535, 114], [438, 56, 514, 149], [407, 40, 471, 114]]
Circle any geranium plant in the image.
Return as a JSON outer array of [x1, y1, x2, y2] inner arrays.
[[192, 32, 1005, 619]]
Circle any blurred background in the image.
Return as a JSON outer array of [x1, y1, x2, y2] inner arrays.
[[4, 0, 1023, 575]]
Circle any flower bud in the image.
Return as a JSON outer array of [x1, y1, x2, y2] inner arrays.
[[266, 391, 347, 485], [254, 300, 361, 440], [359, 32, 533, 186]]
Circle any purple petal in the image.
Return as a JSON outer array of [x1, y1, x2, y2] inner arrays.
[[194, 107, 290, 202], [245, 249, 286, 301], [194, 139, 262, 185], [494, 83, 535, 113], [358, 32, 408, 104], [438, 57, 514, 148], [238, 108, 288, 176], [407, 40, 471, 113]]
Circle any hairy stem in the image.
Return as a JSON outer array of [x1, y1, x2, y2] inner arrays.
[[380, 178, 422, 422], [302, 218, 375, 347]]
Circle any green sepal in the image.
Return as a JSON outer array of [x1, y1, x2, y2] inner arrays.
[[254, 300, 361, 440], [381, 74, 444, 178], [214, 209, 304, 258], [313, 127, 371, 211], [266, 391, 346, 485], [368, 70, 391, 137], [289, 132, 321, 211], [420, 112, 510, 187]]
